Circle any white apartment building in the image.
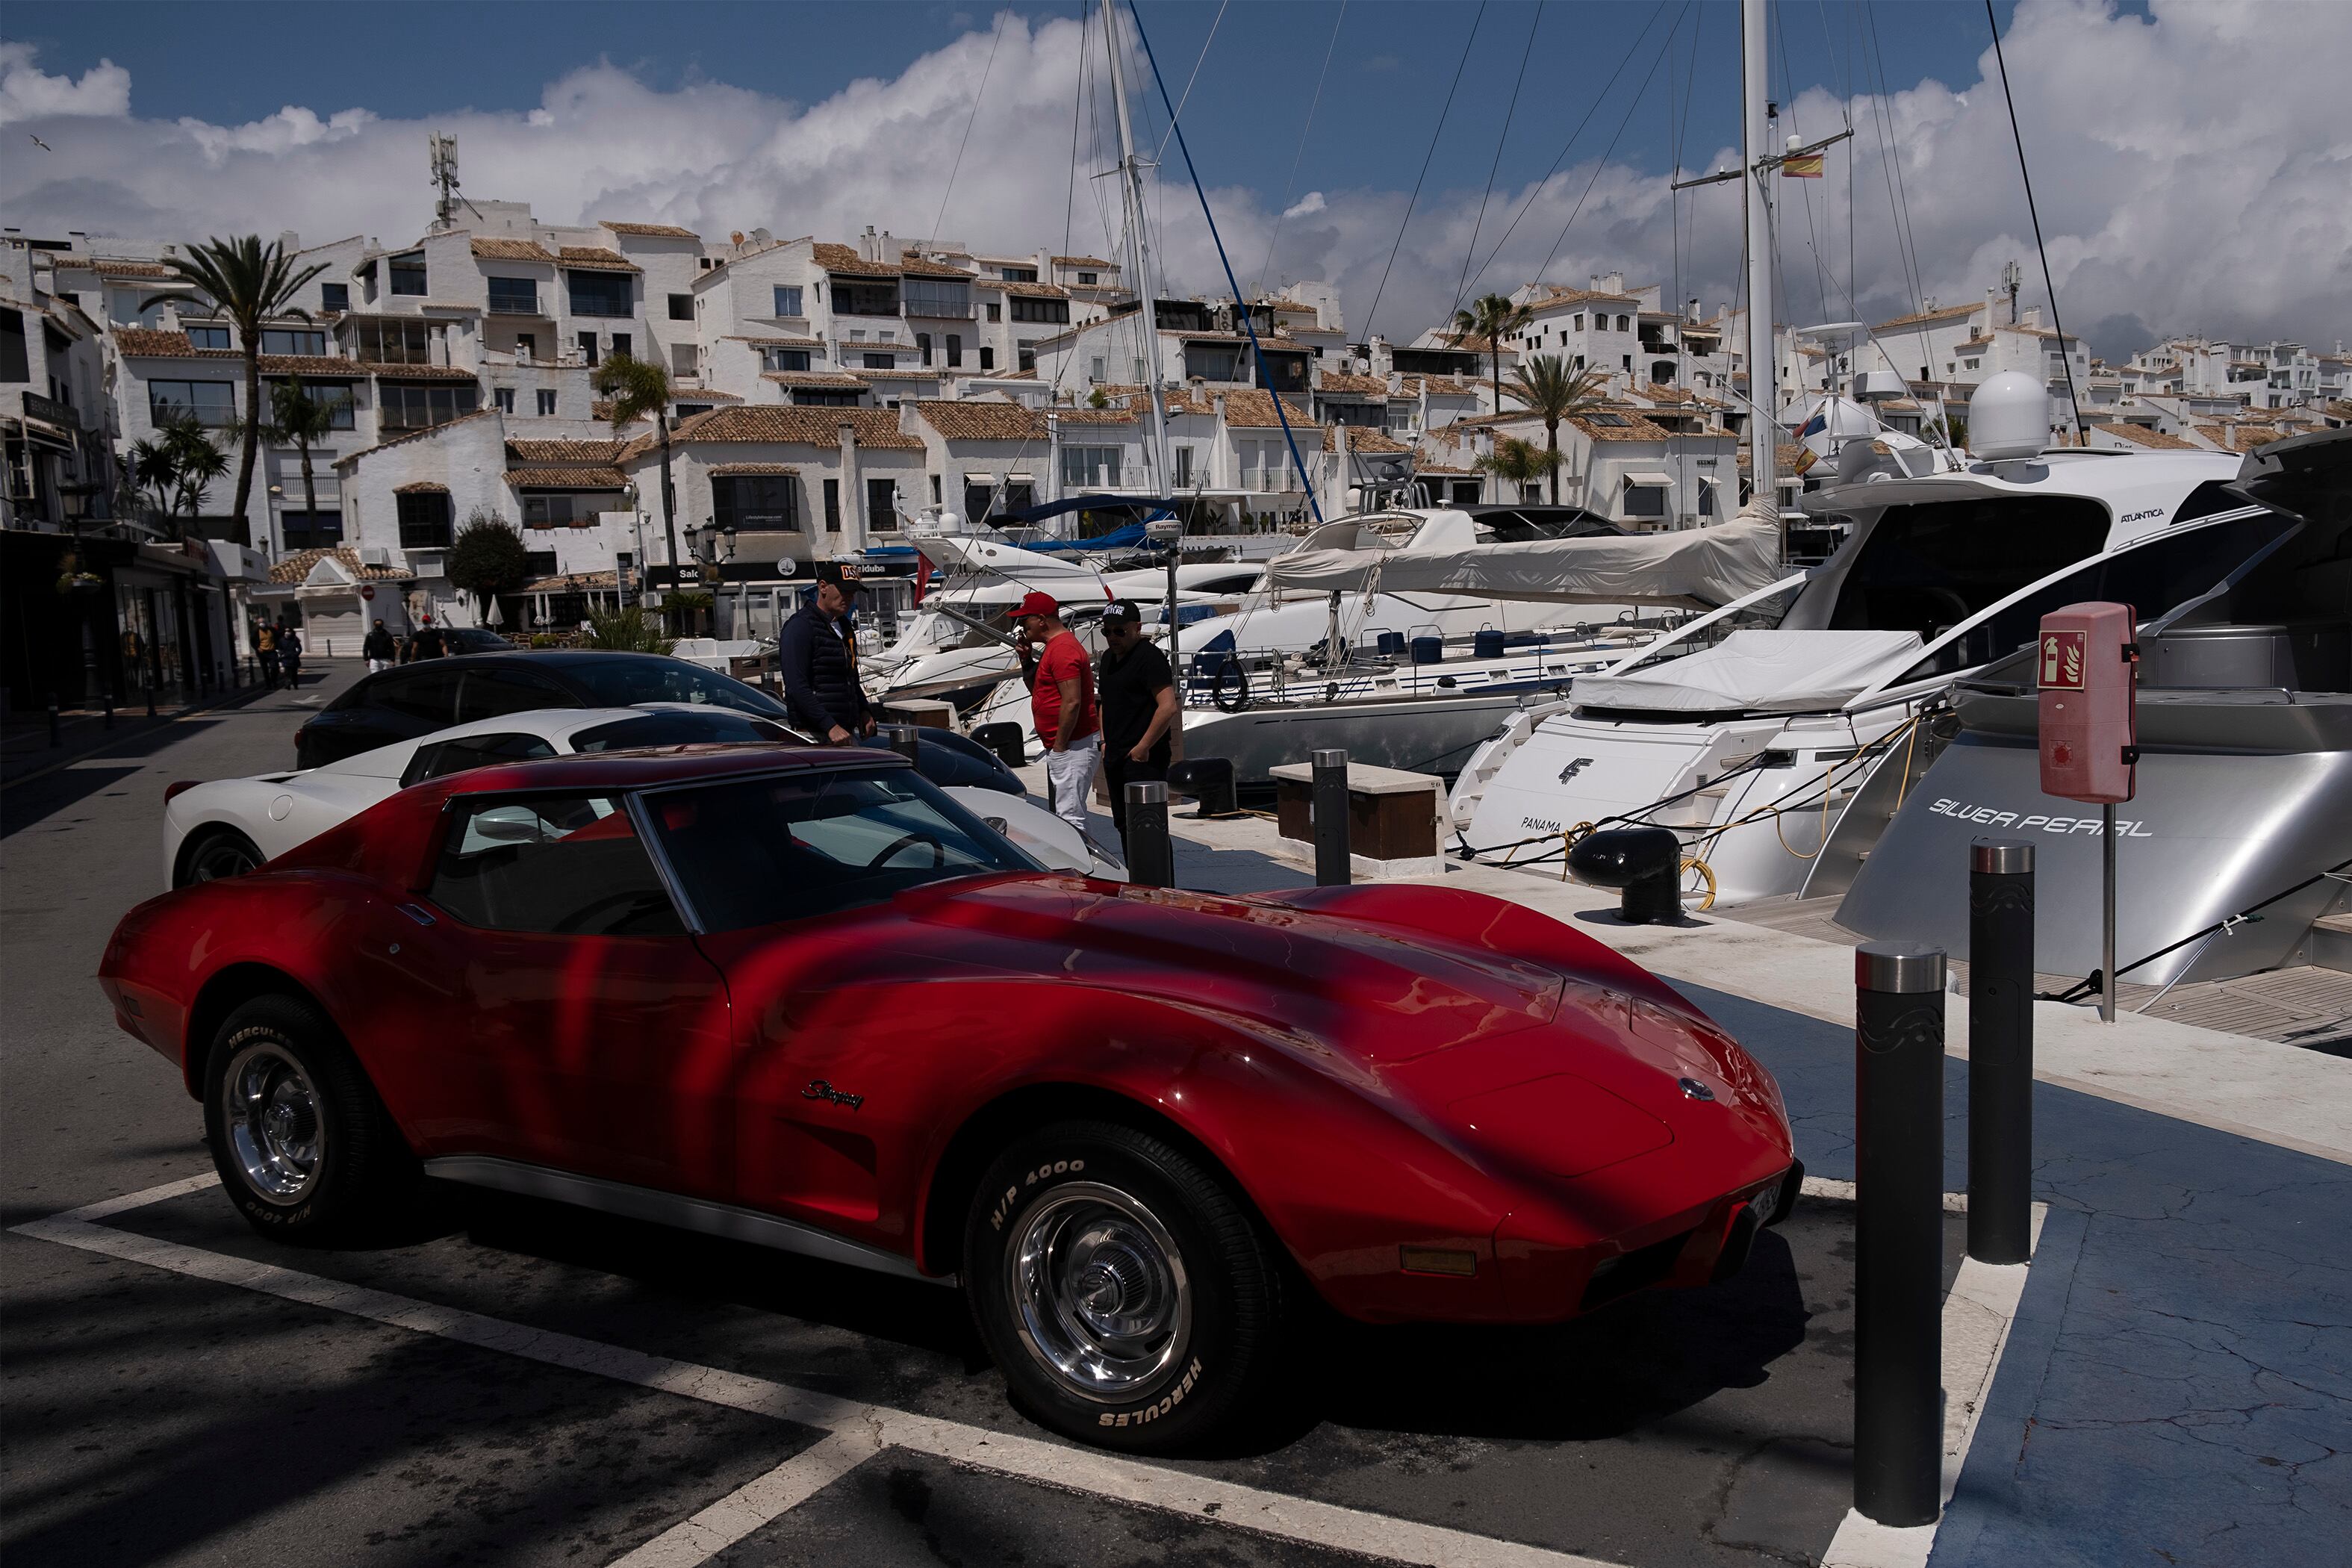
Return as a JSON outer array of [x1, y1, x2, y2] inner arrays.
[[1, 239, 113, 532]]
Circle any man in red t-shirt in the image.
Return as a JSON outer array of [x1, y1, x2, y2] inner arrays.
[[1013, 591, 1101, 834]]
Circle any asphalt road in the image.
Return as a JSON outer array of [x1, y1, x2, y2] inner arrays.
[[1, 662, 1915, 1568]]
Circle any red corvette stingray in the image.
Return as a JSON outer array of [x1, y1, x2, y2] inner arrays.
[[99, 747, 1798, 1450]]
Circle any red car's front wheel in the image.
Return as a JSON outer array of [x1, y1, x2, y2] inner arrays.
[[963, 1120, 1288, 1452]]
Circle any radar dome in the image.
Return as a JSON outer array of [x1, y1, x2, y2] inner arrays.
[[1969, 373, 2048, 461]]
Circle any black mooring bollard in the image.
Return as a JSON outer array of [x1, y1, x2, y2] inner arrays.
[[1167, 756, 1236, 818], [1124, 780, 1173, 889], [1854, 941, 1947, 1528], [146, 683, 158, 718], [1568, 827, 1684, 924], [971, 721, 1027, 769], [46, 696, 60, 747], [883, 723, 921, 762], [1311, 747, 1351, 886], [1969, 839, 2035, 1265]]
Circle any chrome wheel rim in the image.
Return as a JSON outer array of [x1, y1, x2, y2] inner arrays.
[[222, 1042, 324, 1203], [1007, 1181, 1191, 1403]]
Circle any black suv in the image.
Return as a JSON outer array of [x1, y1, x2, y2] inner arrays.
[[295, 652, 794, 768]]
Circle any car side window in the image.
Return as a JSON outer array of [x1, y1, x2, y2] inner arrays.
[[400, 732, 559, 788], [455, 666, 573, 724], [372, 669, 463, 724], [429, 794, 685, 937]]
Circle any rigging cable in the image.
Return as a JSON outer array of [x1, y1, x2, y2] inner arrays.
[[1863, 4, 1926, 317], [1984, 0, 2085, 440], [1127, 1, 1325, 526], [1447, 1, 1546, 324], [1532, 4, 1687, 287], [1252, 1, 1348, 300], [1151, 0, 1230, 161], [1360, 1, 1485, 344], [926, 6, 1010, 249]]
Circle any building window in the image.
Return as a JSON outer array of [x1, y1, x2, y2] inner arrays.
[[901, 278, 971, 318], [1183, 343, 1240, 382], [916, 332, 933, 366], [1616, 314, 1630, 332], [265, 379, 355, 429], [378, 382, 480, 432], [1018, 346, 1036, 374], [149, 379, 236, 426], [1077, 271, 1097, 285], [567, 270, 633, 318], [319, 282, 349, 313], [1699, 476, 1717, 517], [1061, 446, 1121, 488], [495, 387, 516, 414], [396, 491, 453, 548], [668, 293, 694, 321], [487, 277, 539, 315], [279, 511, 343, 550], [713, 474, 798, 532], [537, 388, 557, 416], [1173, 445, 1194, 488], [389, 252, 427, 296], [1572, 314, 1584, 332], [578, 332, 598, 367], [791, 388, 863, 407], [521, 494, 573, 528], [515, 332, 537, 361], [186, 325, 231, 350], [823, 478, 841, 532], [1009, 296, 1069, 325], [772, 284, 803, 317], [862, 352, 895, 370], [1089, 357, 1107, 384], [946, 335, 962, 368], [830, 277, 899, 317], [611, 333, 631, 361], [979, 346, 995, 371], [259, 328, 328, 356], [762, 347, 811, 373], [999, 266, 1037, 283], [349, 317, 433, 365], [1621, 478, 1667, 519], [986, 302, 1002, 323], [867, 477, 897, 531], [524, 550, 559, 577]]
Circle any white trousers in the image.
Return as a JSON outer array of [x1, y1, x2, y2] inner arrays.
[[1043, 732, 1101, 835], [367, 659, 392, 673]]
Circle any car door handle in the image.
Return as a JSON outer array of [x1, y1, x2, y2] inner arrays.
[[396, 903, 438, 926]]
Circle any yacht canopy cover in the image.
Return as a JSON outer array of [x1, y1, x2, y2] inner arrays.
[[1267, 503, 1783, 610], [1569, 628, 1924, 714]]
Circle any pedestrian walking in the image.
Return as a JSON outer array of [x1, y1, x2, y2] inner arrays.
[[362, 618, 398, 674], [1012, 591, 1099, 836], [404, 615, 447, 662], [1095, 599, 1179, 850], [777, 562, 874, 742], [277, 623, 302, 688], [255, 622, 279, 689]]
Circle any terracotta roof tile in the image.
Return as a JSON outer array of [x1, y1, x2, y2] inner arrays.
[[759, 370, 866, 388], [1000, 281, 1069, 299], [1873, 302, 1981, 331], [812, 242, 899, 278], [670, 388, 742, 403], [393, 482, 449, 494], [662, 405, 924, 450], [508, 438, 626, 463], [1316, 372, 1390, 396], [506, 465, 629, 489], [1221, 390, 1319, 429], [113, 327, 195, 356], [722, 335, 827, 349], [896, 254, 975, 279], [599, 221, 700, 240], [522, 569, 620, 591], [910, 400, 1050, 441], [558, 246, 639, 273], [470, 237, 559, 263], [366, 363, 480, 382], [258, 355, 364, 378], [92, 259, 179, 279], [708, 462, 801, 476], [1323, 426, 1410, 453], [1051, 255, 1111, 267], [1567, 409, 1672, 442], [332, 407, 499, 466], [1528, 285, 1637, 307], [1051, 407, 1138, 425], [2091, 421, 2197, 451], [268, 546, 412, 584]]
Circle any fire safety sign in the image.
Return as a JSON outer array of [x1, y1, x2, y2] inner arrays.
[[2040, 629, 2085, 690]]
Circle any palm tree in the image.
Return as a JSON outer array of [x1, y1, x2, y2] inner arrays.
[[1475, 436, 1560, 502], [1451, 291, 1534, 416], [592, 353, 679, 584], [125, 437, 178, 525], [1503, 355, 1611, 504], [269, 376, 342, 547], [141, 237, 329, 544]]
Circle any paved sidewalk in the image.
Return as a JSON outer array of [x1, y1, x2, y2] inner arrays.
[[1, 660, 356, 790]]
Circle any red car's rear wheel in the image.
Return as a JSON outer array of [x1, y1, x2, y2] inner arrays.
[[203, 995, 413, 1242], [962, 1120, 1287, 1452]]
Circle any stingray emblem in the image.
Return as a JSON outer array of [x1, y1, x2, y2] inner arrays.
[[1678, 1077, 1716, 1102], [802, 1079, 865, 1110], [1558, 757, 1596, 783]]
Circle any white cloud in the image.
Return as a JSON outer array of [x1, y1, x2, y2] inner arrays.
[[0, 1, 2344, 358], [0, 41, 131, 125]]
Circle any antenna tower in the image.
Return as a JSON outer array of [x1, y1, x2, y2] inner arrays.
[[2002, 258, 2023, 325], [429, 134, 461, 231]]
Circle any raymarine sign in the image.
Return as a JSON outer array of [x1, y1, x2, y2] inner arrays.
[[1926, 798, 2154, 838]]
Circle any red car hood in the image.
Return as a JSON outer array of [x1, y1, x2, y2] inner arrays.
[[902, 876, 1564, 1065]]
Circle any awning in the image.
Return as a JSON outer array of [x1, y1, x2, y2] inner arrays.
[[962, 473, 996, 485], [1623, 470, 1675, 488], [1006, 473, 1035, 484]]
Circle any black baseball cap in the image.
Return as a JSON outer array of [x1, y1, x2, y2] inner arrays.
[[813, 561, 867, 594], [1105, 598, 1143, 623]]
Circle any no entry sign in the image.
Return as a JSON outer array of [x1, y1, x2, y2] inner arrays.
[[360, 583, 376, 601]]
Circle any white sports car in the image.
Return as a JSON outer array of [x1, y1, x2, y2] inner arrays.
[[162, 705, 1127, 889]]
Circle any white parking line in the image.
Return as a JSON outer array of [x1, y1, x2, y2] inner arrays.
[[14, 1176, 1628, 1568], [606, 1430, 878, 1568]]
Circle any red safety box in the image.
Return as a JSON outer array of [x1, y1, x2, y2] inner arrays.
[[2037, 601, 2137, 803]]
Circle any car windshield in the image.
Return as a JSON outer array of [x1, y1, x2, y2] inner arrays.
[[572, 710, 800, 751], [558, 656, 790, 718], [646, 766, 1032, 932]]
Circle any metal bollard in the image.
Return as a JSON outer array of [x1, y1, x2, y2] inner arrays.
[[1968, 840, 2035, 1265], [1312, 747, 1351, 886], [883, 723, 921, 762], [1853, 942, 1947, 1528], [1167, 756, 1236, 818], [47, 697, 60, 747], [146, 682, 158, 718], [102, 691, 114, 729], [1124, 780, 1173, 889]]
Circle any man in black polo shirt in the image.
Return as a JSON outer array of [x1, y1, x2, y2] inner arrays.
[[1096, 599, 1179, 849]]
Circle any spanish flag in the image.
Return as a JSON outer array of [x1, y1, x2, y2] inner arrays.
[[1783, 152, 1825, 178]]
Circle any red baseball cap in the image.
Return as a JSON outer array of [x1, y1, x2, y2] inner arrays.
[[1013, 591, 1060, 620]]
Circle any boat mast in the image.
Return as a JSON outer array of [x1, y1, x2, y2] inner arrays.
[[1741, 0, 1777, 508], [1101, 1, 1174, 493]]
